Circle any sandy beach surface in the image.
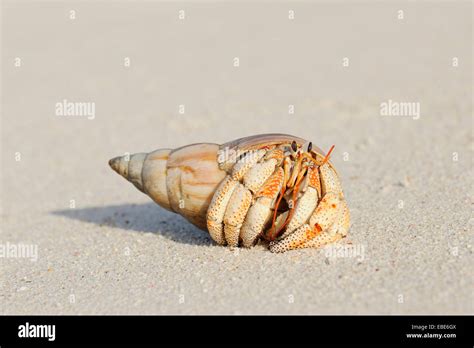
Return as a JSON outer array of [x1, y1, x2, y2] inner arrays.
[[1, 1, 472, 314]]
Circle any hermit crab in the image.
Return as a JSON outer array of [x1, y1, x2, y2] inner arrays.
[[109, 134, 350, 253]]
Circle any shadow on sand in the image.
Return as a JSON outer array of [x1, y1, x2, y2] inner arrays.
[[51, 202, 213, 247]]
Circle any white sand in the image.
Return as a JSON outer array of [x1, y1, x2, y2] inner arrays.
[[1, 1, 472, 314]]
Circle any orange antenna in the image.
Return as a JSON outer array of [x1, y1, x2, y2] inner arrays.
[[268, 187, 286, 240], [321, 145, 335, 166], [270, 169, 306, 240]]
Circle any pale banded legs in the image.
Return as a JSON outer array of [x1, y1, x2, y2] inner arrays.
[[281, 166, 321, 238], [243, 158, 277, 193], [207, 148, 284, 247], [231, 149, 267, 181], [240, 168, 284, 247], [207, 147, 349, 252], [301, 200, 350, 248], [269, 164, 348, 253], [223, 184, 252, 246], [206, 176, 239, 245], [269, 191, 340, 252]]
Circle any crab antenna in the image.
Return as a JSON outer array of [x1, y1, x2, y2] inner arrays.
[[271, 169, 305, 240], [268, 186, 286, 240], [321, 145, 335, 166]]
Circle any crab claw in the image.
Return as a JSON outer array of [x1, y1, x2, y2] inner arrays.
[[269, 162, 349, 253]]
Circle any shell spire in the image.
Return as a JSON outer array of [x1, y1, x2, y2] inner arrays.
[[109, 153, 148, 193], [109, 144, 226, 229]]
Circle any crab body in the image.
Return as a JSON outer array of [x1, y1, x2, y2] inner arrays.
[[109, 134, 350, 253]]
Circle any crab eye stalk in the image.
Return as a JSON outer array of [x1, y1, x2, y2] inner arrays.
[[307, 142, 312, 152], [291, 141, 298, 152]]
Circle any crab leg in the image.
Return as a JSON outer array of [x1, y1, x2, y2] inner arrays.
[[301, 200, 350, 249], [240, 168, 284, 247], [281, 166, 320, 238], [319, 162, 344, 199], [287, 153, 303, 188], [209, 146, 285, 246], [219, 146, 286, 246], [243, 157, 278, 193], [273, 200, 350, 251], [223, 184, 252, 246], [269, 159, 309, 239], [206, 176, 239, 245], [282, 156, 291, 186], [269, 192, 340, 253], [266, 157, 292, 238], [231, 149, 267, 181], [269, 153, 346, 252], [263, 148, 285, 166]]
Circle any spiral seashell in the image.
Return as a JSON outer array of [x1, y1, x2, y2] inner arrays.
[[109, 133, 350, 252]]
